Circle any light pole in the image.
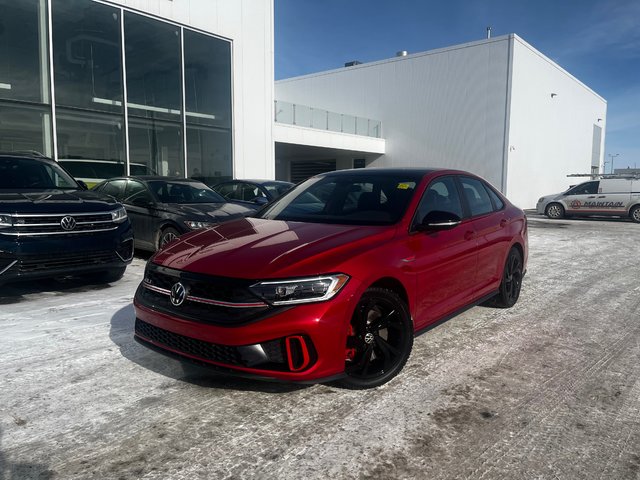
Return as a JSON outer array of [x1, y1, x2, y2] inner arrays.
[[608, 153, 619, 174]]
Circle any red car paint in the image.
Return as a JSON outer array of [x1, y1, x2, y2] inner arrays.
[[134, 168, 528, 384]]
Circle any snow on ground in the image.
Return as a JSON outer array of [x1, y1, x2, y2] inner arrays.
[[1, 215, 639, 479]]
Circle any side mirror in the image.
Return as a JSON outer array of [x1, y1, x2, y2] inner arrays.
[[253, 196, 268, 206], [416, 210, 462, 232], [76, 180, 88, 190]]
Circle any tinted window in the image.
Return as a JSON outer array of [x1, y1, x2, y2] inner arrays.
[[413, 176, 463, 228], [147, 181, 225, 204], [258, 174, 420, 226], [100, 179, 127, 199], [566, 181, 599, 196], [485, 185, 505, 210], [460, 177, 493, 217], [0, 157, 77, 190]]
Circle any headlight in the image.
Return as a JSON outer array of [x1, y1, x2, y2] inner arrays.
[[538, 197, 546, 203], [111, 206, 128, 223], [184, 220, 214, 230], [250, 274, 350, 305], [0, 214, 13, 228]]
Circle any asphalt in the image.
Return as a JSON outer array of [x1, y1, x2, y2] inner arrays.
[[1, 214, 639, 479]]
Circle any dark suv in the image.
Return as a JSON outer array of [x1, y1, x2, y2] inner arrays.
[[0, 153, 134, 285]]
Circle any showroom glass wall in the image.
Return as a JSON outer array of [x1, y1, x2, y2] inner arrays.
[[0, 0, 232, 183]]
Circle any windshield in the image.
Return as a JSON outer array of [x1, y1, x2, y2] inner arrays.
[[147, 180, 226, 204], [0, 157, 78, 190], [257, 173, 421, 225]]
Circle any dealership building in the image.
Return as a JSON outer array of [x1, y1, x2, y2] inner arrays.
[[1, 0, 606, 208]]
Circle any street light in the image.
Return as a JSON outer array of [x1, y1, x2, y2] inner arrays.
[[608, 153, 619, 174]]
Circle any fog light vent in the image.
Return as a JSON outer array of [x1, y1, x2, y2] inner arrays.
[[285, 335, 311, 372]]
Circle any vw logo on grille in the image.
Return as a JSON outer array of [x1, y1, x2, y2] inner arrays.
[[60, 216, 76, 231], [170, 282, 187, 306]]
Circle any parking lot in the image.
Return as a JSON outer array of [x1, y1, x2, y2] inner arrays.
[[1, 214, 639, 480]]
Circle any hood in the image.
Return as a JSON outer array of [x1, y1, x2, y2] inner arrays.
[[0, 189, 119, 214], [152, 217, 395, 279], [158, 202, 252, 223]]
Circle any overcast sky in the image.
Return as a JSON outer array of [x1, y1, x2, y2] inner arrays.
[[275, 0, 640, 169]]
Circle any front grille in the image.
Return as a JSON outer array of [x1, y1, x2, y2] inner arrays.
[[137, 264, 283, 326], [4, 212, 118, 236], [17, 249, 120, 273], [135, 318, 245, 366]]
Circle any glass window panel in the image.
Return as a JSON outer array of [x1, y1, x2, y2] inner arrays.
[[0, 102, 52, 155], [56, 109, 124, 163], [186, 125, 231, 184], [460, 177, 494, 217], [124, 13, 181, 122], [52, 0, 122, 113], [129, 117, 183, 177], [0, 0, 49, 103], [99, 179, 127, 200], [184, 29, 231, 128]]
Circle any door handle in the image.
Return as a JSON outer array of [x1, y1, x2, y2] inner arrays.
[[587, 196, 596, 198], [464, 231, 475, 241], [500, 219, 507, 227], [597, 196, 606, 198]]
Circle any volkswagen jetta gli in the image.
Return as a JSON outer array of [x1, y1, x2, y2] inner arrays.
[[134, 168, 527, 388]]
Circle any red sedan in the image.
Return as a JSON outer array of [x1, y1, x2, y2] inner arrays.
[[134, 168, 527, 388]]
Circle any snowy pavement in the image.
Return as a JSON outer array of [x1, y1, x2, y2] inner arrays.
[[1, 215, 639, 479]]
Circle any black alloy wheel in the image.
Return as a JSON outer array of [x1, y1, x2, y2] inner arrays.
[[158, 227, 180, 250], [494, 248, 523, 308], [339, 288, 413, 389]]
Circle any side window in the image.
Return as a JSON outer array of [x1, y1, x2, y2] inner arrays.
[[485, 184, 505, 211], [215, 183, 237, 199], [460, 177, 493, 217], [413, 176, 463, 228], [239, 182, 265, 202], [100, 179, 127, 200], [124, 180, 153, 204], [566, 181, 599, 196]]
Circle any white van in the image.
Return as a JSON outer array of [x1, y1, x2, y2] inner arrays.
[[536, 178, 640, 223]]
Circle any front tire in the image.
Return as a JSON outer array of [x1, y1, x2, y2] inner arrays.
[[338, 288, 413, 389], [157, 226, 181, 250], [630, 205, 640, 223], [493, 248, 523, 308], [545, 203, 565, 219]]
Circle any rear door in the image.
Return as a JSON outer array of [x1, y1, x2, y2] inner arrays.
[[596, 179, 632, 215], [122, 180, 157, 248], [458, 176, 511, 299]]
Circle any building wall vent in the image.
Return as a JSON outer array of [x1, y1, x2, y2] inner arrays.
[[396, 50, 408, 57]]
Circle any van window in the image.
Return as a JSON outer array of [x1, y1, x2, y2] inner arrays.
[[566, 181, 599, 196]]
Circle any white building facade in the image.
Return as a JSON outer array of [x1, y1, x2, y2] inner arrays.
[[275, 35, 607, 208]]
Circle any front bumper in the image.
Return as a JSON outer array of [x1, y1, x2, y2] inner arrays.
[[133, 277, 362, 382], [0, 222, 133, 284]]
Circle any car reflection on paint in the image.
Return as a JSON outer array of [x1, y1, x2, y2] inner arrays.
[[134, 168, 528, 388], [92, 176, 253, 251]]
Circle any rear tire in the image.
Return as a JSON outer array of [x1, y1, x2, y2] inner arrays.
[[338, 288, 413, 389], [493, 248, 523, 308], [630, 205, 640, 223], [545, 203, 565, 219]]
